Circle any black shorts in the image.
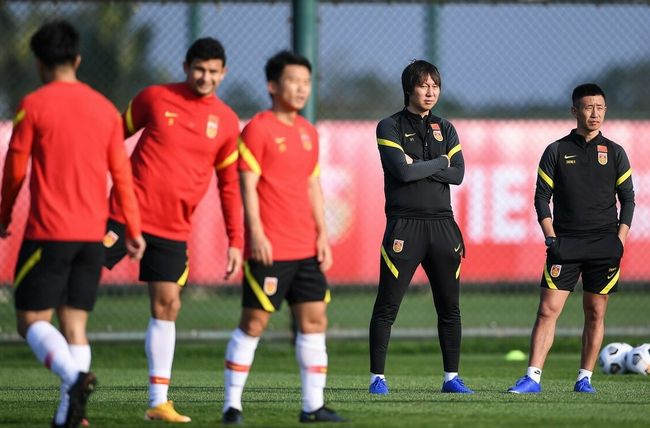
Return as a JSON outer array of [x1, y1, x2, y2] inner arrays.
[[242, 257, 329, 312], [14, 240, 104, 311], [541, 234, 624, 294], [104, 219, 189, 285]]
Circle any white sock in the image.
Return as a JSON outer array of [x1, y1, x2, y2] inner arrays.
[[26, 321, 79, 424], [223, 328, 260, 413], [370, 373, 385, 384], [26, 321, 78, 385], [56, 343, 93, 423], [527, 366, 542, 383], [296, 332, 327, 413], [444, 372, 458, 382], [577, 369, 593, 382], [69, 344, 92, 372], [145, 318, 176, 407]]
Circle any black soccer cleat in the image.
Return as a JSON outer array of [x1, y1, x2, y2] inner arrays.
[[299, 406, 347, 423], [222, 407, 243, 425], [65, 372, 97, 428]]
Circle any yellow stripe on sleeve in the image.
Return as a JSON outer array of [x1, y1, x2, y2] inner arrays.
[[455, 262, 461, 280], [13, 109, 26, 127], [447, 144, 462, 160], [616, 168, 632, 187], [543, 264, 558, 290], [14, 248, 42, 288], [600, 270, 620, 295], [538, 167, 554, 189], [244, 262, 275, 312], [324, 289, 331, 304], [125, 100, 135, 135], [311, 163, 321, 178], [377, 138, 404, 152], [216, 149, 239, 171], [380, 245, 399, 279], [238, 138, 262, 175]]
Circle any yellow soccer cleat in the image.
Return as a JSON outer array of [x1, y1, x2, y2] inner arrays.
[[144, 400, 191, 423]]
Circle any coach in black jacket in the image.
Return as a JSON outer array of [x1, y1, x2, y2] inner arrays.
[[508, 83, 635, 394], [368, 60, 473, 395]]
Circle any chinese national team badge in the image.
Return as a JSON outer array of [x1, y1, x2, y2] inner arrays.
[[206, 114, 219, 139], [430, 123, 443, 142], [392, 239, 404, 253], [597, 145, 608, 165], [299, 128, 313, 151], [103, 230, 119, 248], [550, 264, 562, 278], [263, 277, 278, 296]]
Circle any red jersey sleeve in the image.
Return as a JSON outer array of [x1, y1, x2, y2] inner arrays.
[[108, 112, 142, 239], [1, 102, 33, 227], [123, 86, 155, 138], [238, 118, 266, 175], [214, 121, 244, 249]]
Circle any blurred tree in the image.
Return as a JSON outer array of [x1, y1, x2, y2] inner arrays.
[[599, 63, 650, 119], [0, 3, 165, 117]]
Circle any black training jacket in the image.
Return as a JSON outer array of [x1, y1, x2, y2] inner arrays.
[[376, 108, 464, 219], [534, 129, 635, 236]]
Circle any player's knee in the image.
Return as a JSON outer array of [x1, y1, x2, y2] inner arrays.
[[152, 296, 182, 320], [239, 316, 268, 337]]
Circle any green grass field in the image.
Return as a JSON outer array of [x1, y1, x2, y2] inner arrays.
[[1, 338, 649, 427]]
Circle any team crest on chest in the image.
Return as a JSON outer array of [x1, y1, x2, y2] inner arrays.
[[393, 239, 404, 253], [275, 137, 287, 152], [550, 264, 562, 278], [263, 277, 278, 296], [430, 123, 443, 142], [597, 145, 608, 165], [206, 114, 219, 139], [299, 128, 313, 151]]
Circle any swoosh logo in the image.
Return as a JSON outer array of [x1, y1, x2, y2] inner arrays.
[[564, 154, 577, 159], [405, 133, 416, 138], [454, 243, 461, 252], [607, 272, 616, 279]]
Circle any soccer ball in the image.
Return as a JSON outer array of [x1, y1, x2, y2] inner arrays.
[[598, 342, 632, 374], [625, 344, 650, 375]]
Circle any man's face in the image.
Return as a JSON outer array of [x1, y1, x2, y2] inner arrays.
[[572, 95, 607, 133], [184, 58, 226, 96], [408, 74, 440, 114], [268, 64, 311, 111]]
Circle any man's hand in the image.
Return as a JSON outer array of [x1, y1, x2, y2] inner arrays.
[[0, 223, 9, 239], [316, 233, 333, 273], [250, 230, 273, 266], [441, 154, 450, 167], [404, 153, 413, 165], [224, 246, 243, 280], [126, 235, 146, 261]]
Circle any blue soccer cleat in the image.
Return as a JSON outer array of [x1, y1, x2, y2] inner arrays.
[[369, 377, 389, 395], [507, 375, 542, 394], [441, 377, 474, 394], [574, 377, 596, 394]]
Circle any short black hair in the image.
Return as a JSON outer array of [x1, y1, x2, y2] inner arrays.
[[401, 60, 441, 106], [185, 37, 226, 66], [264, 50, 311, 83], [572, 83, 606, 107], [30, 20, 79, 68]]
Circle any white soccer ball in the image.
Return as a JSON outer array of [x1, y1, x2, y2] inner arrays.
[[598, 342, 632, 374], [625, 343, 650, 375]]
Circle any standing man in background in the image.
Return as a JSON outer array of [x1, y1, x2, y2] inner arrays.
[[368, 60, 472, 395], [508, 83, 634, 394], [103, 37, 243, 422], [0, 21, 144, 427], [221, 50, 346, 424]]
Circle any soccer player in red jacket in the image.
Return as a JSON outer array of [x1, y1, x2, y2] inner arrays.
[[221, 51, 346, 425], [0, 21, 144, 427], [103, 37, 244, 422]]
